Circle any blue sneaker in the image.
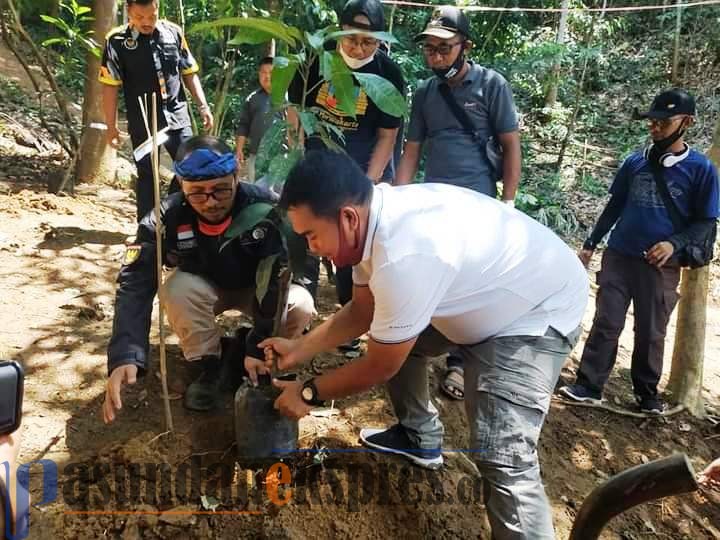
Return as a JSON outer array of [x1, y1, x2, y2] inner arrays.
[[359, 424, 443, 470], [558, 383, 602, 404], [338, 338, 362, 359]]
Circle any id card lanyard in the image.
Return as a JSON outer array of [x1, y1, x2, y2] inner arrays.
[[127, 25, 169, 112]]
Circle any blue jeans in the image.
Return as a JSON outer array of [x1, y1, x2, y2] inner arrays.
[[387, 325, 580, 539]]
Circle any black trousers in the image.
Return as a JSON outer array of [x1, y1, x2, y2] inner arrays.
[[131, 125, 193, 222], [576, 249, 681, 398]]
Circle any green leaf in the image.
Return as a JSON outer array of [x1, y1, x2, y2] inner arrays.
[[285, 26, 304, 43], [316, 127, 345, 153], [41, 37, 67, 47], [316, 119, 346, 143], [228, 28, 275, 46], [76, 6, 91, 15], [266, 149, 302, 187], [255, 121, 287, 177], [222, 202, 274, 248], [271, 56, 298, 108], [255, 254, 280, 305], [319, 51, 333, 82], [328, 52, 356, 118], [306, 30, 324, 51], [289, 52, 306, 64], [325, 29, 398, 45], [79, 36, 101, 57], [353, 72, 406, 118], [297, 111, 318, 136], [40, 14, 61, 24], [190, 17, 297, 47]]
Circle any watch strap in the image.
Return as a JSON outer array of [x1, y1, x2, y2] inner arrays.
[[301, 378, 325, 407]]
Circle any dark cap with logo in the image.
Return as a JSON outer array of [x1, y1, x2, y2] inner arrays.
[[414, 6, 471, 42], [636, 88, 696, 119], [339, 0, 385, 32]]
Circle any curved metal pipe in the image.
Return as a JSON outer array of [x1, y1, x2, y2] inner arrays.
[[569, 453, 699, 539]]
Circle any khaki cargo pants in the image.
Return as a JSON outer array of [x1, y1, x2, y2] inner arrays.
[[161, 269, 315, 361]]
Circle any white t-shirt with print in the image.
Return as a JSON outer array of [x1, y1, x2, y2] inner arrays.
[[353, 183, 589, 345]]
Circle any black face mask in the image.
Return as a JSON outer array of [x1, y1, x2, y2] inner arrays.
[[432, 49, 465, 81], [648, 121, 686, 167]]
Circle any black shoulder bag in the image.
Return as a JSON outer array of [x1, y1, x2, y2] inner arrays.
[[437, 83, 504, 182], [650, 166, 716, 268]]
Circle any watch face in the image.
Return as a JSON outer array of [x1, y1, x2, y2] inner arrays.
[[302, 386, 314, 401]]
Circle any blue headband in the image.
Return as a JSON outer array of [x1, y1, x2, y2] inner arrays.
[[174, 149, 237, 181]]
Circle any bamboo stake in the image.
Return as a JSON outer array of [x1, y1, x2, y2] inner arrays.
[[148, 93, 174, 433]]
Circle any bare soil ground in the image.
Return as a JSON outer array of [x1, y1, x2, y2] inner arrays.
[[1, 62, 720, 540]]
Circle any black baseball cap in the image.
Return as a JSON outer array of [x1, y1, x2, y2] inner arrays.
[[414, 6, 470, 42], [339, 0, 385, 32], [636, 88, 696, 119]]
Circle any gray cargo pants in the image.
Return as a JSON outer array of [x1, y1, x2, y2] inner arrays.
[[387, 324, 580, 539]]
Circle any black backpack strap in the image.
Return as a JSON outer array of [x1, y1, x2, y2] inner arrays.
[[649, 166, 688, 232], [437, 83, 479, 141]]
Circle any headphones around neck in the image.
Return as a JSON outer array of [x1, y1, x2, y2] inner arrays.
[[643, 142, 690, 168]]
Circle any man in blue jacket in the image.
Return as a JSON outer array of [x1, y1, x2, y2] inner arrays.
[[560, 89, 719, 413], [102, 136, 314, 419]]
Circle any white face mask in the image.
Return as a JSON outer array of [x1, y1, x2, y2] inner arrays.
[[338, 45, 376, 70]]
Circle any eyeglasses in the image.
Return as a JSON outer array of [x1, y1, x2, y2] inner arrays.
[[421, 41, 463, 57], [648, 117, 685, 129], [184, 188, 234, 204], [342, 35, 379, 50]]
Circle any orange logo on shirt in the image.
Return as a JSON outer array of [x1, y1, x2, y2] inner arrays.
[[316, 81, 368, 117]]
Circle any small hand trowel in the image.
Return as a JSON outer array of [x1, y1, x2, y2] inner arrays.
[[234, 267, 299, 464]]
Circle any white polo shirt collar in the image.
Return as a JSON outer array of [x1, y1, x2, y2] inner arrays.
[[360, 184, 384, 263]]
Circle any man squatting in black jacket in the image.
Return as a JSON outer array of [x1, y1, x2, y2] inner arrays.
[[102, 135, 315, 420]]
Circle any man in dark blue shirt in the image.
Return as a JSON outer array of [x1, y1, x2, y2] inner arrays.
[[560, 89, 719, 413]]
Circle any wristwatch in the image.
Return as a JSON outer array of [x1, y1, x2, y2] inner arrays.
[[301, 378, 325, 407]]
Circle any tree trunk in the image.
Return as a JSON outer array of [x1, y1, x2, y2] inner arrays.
[[556, 0, 607, 170], [76, 0, 117, 184], [544, 0, 569, 108], [667, 267, 708, 417], [263, 39, 276, 58], [671, 0, 683, 83], [263, 0, 279, 57], [666, 117, 720, 416]]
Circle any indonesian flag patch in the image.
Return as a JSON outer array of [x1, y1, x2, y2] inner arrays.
[[177, 224, 194, 241]]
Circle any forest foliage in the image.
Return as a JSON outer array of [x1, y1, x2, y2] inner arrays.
[[6, 0, 720, 233]]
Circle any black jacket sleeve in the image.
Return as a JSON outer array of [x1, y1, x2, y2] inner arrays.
[[583, 192, 627, 250], [583, 161, 633, 250], [668, 218, 717, 251], [106, 207, 165, 376]]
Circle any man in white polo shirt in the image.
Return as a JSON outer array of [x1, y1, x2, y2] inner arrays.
[[258, 150, 588, 539]]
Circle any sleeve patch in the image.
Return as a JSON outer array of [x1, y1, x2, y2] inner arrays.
[[123, 244, 142, 266]]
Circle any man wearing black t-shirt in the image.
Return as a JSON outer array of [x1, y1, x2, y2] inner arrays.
[[99, 0, 213, 221], [289, 0, 405, 184], [288, 0, 405, 354]]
